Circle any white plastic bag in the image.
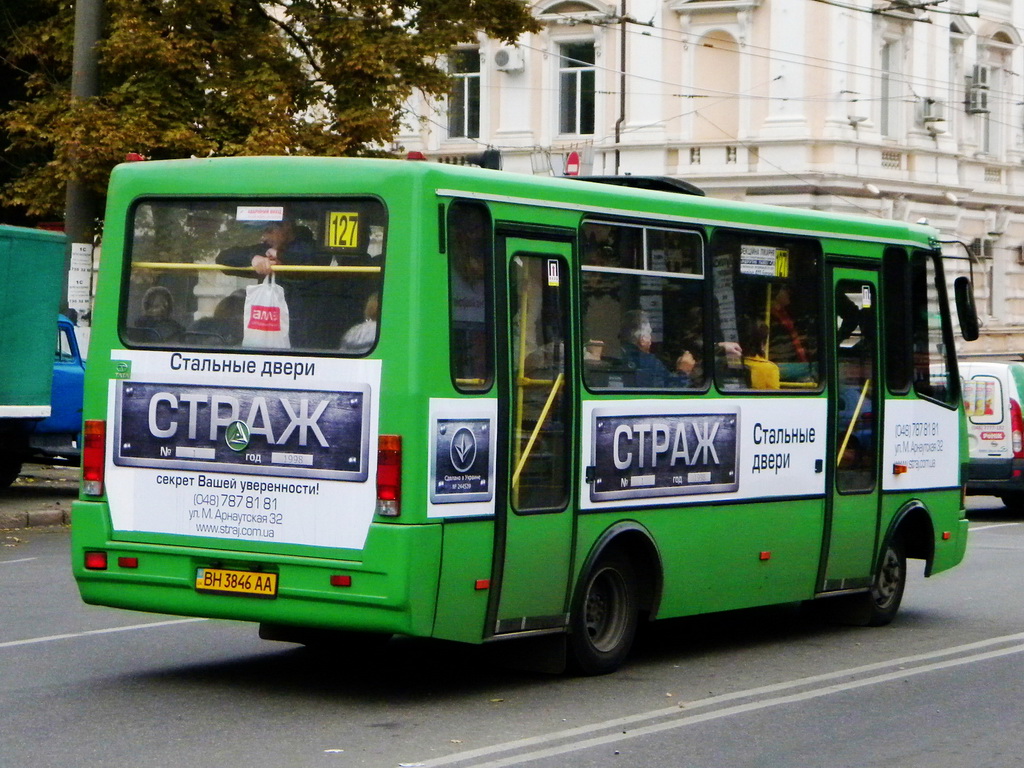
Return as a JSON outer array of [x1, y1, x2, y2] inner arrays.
[[242, 275, 290, 349]]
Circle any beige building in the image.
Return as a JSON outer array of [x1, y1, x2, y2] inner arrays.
[[399, 0, 1024, 358]]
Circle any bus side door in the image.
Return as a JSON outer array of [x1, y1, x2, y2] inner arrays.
[[491, 234, 576, 635], [822, 267, 882, 589]]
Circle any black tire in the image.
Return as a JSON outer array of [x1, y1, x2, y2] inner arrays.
[[568, 552, 638, 675], [808, 537, 908, 627], [0, 457, 23, 489], [999, 492, 1024, 513], [862, 537, 907, 627]]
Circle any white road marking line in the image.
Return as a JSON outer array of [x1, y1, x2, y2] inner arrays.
[[461, 644, 1024, 768], [0, 618, 207, 649], [414, 631, 1024, 768]]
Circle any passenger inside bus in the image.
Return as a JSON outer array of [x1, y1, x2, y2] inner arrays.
[[134, 286, 184, 342], [618, 310, 691, 388], [677, 342, 702, 383], [740, 317, 781, 390], [768, 285, 814, 381], [185, 290, 246, 347], [216, 220, 336, 349]]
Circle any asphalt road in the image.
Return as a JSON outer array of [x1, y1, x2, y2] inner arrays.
[[1, 491, 1022, 768]]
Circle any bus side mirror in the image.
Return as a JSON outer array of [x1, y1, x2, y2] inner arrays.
[[954, 276, 979, 341]]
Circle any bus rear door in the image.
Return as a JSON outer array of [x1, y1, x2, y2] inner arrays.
[[491, 233, 576, 635]]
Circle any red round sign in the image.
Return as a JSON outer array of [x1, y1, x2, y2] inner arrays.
[[564, 151, 581, 176]]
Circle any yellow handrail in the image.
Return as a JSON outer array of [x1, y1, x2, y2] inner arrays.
[[512, 372, 565, 490], [837, 378, 871, 467], [131, 261, 381, 274]]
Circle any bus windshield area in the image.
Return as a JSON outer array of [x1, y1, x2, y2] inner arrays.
[[123, 199, 386, 354]]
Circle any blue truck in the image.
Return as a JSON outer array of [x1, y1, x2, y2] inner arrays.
[[0, 225, 85, 488]]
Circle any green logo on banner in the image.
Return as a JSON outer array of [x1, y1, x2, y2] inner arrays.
[[225, 421, 251, 452]]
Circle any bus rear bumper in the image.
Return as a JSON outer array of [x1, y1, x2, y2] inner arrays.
[[70, 500, 442, 637], [929, 515, 969, 576]]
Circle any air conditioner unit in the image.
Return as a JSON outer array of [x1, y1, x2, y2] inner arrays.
[[967, 86, 990, 114], [494, 47, 525, 73], [966, 66, 990, 114], [922, 98, 945, 123], [970, 238, 994, 259]]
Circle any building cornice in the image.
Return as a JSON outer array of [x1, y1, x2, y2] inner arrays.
[[668, 0, 762, 16]]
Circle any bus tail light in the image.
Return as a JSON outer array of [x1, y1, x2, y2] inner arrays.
[[82, 420, 106, 496], [1010, 399, 1024, 458], [84, 551, 108, 570], [376, 435, 402, 517]]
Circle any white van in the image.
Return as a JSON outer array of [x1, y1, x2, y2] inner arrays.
[[960, 361, 1024, 506]]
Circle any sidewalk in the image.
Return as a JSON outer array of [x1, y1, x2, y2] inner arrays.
[[0, 465, 78, 529]]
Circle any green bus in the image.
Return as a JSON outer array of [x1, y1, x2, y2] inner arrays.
[[72, 157, 977, 674]]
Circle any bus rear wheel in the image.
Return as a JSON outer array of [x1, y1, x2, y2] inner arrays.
[[568, 553, 638, 675], [833, 537, 907, 627], [864, 538, 907, 626]]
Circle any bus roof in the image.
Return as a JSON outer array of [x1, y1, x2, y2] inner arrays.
[[107, 156, 938, 250]]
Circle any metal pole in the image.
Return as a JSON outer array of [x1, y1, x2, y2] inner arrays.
[[63, 0, 103, 321], [613, 0, 627, 175]]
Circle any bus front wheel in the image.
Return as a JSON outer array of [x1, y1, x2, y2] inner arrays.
[[568, 553, 638, 675]]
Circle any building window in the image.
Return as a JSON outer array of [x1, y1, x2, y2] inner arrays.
[[558, 41, 595, 135], [880, 41, 901, 138], [448, 49, 480, 139]]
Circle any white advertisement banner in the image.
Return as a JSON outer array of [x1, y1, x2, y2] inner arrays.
[[580, 398, 828, 510], [105, 350, 381, 550], [881, 399, 961, 491], [427, 398, 497, 519]]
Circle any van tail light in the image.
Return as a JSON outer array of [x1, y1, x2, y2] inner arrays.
[[82, 419, 106, 496], [1011, 399, 1024, 458], [376, 435, 402, 517]]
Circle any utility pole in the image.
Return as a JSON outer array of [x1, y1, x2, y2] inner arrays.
[[613, 0, 626, 175], [63, 0, 103, 322], [611, 6, 653, 175]]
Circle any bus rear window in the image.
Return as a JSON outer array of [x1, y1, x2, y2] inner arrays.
[[124, 199, 386, 354]]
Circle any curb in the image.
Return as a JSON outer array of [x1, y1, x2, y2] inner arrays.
[[1, 466, 78, 530], [0, 508, 72, 530]]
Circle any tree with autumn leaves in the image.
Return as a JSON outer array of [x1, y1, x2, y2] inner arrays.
[[1, 0, 537, 222]]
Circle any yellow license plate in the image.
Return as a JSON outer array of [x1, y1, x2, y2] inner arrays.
[[195, 568, 278, 598]]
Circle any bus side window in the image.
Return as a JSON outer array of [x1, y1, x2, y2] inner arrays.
[[711, 231, 822, 392], [910, 251, 956, 404], [883, 248, 912, 394], [580, 221, 705, 391], [447, 201, 494, 392]]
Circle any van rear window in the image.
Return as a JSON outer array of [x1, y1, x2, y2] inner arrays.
[[124, 199, 386, 354]]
